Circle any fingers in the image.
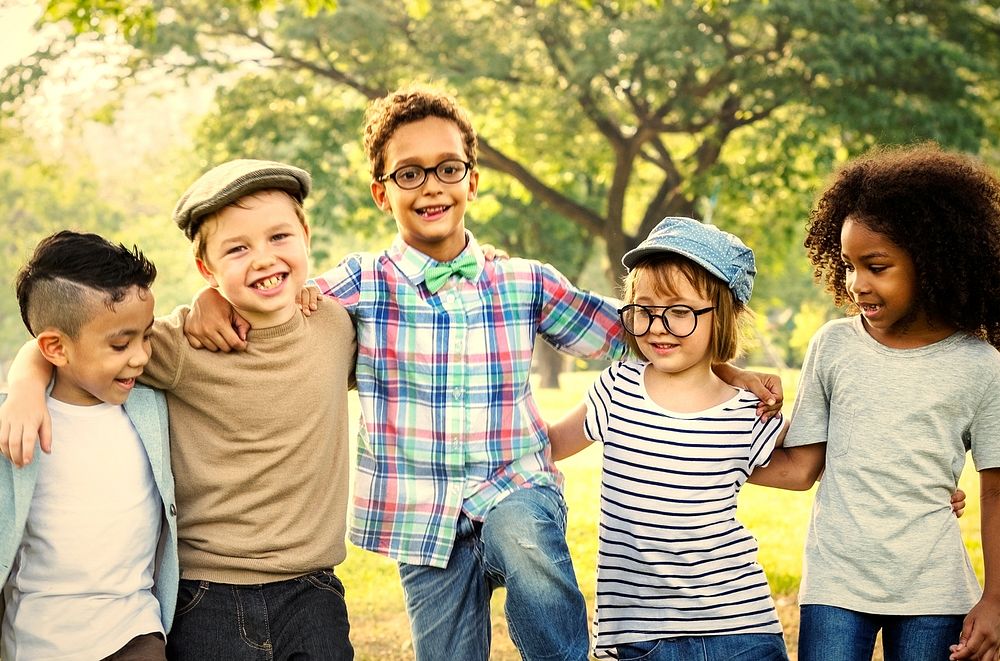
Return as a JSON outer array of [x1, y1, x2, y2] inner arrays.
[[39, 412, 52, 455], [952, 489, 968, 518]]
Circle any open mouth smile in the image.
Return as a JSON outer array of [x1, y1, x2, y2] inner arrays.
[[252, 273, 287, 290]]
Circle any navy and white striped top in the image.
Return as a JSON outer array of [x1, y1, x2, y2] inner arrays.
[[584, 361, 784, 656]]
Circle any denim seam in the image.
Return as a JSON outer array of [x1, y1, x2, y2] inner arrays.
[[233, 585, 273, 654]]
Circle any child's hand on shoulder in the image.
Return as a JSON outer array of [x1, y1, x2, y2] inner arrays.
[[0, 389, 52, 468], [297, 285, 322, 316], [185, 287, 249, 352], [480, 244, 509, 261]]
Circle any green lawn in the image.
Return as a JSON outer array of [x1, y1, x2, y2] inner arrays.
[[339, 369, 985, 660]]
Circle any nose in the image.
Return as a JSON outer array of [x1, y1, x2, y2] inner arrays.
[[846, 269, 868, 297], [649, 313, 670, 335], [130, 342, 151, 368], [251, 249, 277, 270]]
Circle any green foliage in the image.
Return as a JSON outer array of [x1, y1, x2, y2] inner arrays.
[[5, 0, 1000, 367]]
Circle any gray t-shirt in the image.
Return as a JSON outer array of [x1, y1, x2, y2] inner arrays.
[[785, 316, 1000, 614]]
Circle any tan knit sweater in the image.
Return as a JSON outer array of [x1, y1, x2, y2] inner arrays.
[[141, 303, 355, 583]]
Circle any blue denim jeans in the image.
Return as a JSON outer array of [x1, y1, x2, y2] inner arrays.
[[798, 604, 964, 661], [615, 634, 788, 661], [398, 486, 589, 661], [165, 570, 353, 660]]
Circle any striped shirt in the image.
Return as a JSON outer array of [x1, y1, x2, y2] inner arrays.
[[584, 361, 784, 655], [313, 233, 627, 567]]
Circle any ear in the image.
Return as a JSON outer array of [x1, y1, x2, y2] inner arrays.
[[36, 331, 69, 367], [301, 221, 312, 254], [467, 168, 479, 201], [196, 258, 220, 288], [371, 180, 393, 213]]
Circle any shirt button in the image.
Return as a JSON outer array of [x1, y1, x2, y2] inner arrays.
[[169, 503, 177, 516], [452, 388, 462, 400]]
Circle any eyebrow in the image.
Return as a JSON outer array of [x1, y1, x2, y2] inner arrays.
[[105, 318, 154, 341], [390, 153, 466, 169], [843, 250, 892, 261]]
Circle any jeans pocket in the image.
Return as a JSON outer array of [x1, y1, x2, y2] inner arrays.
[[173, 580, 209, 618], [616, 638, 662, 661], [300, 569, 347, 599]]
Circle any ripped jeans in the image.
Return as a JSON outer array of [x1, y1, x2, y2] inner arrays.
[[398, 486, 590, 661]]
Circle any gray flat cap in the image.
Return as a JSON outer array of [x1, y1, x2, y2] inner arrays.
[[173, 159, 312, 239]]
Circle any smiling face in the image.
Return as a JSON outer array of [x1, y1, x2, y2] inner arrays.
[[629, 266, 716, 379], [841, 216, 949, 347], [196, 190, 310, 328], [371, 116, 479, 262], [47, 285, 155, 406]]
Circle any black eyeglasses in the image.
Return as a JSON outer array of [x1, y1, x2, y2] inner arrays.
[[619, 304, 715, 338], [377, 159, 472, 190]]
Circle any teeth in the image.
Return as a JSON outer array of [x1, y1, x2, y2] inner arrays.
[[254, 275, 284, 290], [419, 206, 448, 215]]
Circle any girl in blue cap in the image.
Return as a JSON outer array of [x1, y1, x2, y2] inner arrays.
[[548, 216, 791, 660], [778, 144, 1000, 661]]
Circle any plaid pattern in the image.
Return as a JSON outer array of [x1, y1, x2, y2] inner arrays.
[[313, 233, 627, 567]]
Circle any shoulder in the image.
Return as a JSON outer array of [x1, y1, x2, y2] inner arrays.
[[124, 385, 168, 416], [305, 301, 355, 336]]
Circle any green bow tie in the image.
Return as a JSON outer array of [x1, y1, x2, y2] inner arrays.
[[424, 253, 479, 293]]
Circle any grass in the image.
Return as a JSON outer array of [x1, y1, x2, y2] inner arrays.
[[338, 369, 986, 660]]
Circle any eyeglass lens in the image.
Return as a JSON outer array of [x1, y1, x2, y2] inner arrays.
[[392, 160, 469, 189], [620, 305, 700, 338]]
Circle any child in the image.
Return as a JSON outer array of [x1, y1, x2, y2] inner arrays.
[[182, 88, 783, 660], [0, 160, 357, 659], [779, 144, 1000, 661], [547, 216, 790, 660], [1, 231, 178, 660]]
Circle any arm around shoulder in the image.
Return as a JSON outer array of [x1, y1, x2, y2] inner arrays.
[[747, 423, 826, 491], [0, 340, 55, 467]]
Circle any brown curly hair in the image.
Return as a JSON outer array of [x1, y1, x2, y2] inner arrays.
[[805, 143, 1000, 348], [363, 87, 478, 179]]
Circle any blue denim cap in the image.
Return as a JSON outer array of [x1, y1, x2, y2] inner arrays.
[[622, 216, 756, 304]]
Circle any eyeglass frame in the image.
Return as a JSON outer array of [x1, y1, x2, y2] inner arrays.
[[618, 303, 716, 338], [376, 159, 473, 190]]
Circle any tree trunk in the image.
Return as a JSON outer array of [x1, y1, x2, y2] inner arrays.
[[534, 340, 566, 389]]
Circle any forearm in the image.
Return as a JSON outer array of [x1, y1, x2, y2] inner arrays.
[[8, 340, 53, 389], [548, 403, 592, 461], [980, 469, 1000, 600], [748, 441, 825, 491]]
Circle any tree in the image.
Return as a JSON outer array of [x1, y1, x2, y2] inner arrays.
[[5, 0, 1000, 369]]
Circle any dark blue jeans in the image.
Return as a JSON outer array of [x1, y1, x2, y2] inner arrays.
[[165, 570, 353, 660], [615, 634, 788, 661], [798, 604, 964, 661]]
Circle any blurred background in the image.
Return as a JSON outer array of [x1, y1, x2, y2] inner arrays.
[[2, 0, 998, 381]]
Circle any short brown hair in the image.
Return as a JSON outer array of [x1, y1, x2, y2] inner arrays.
[[363, 87, 478, 179], [192, 190, 307, 264], [621, 253, 748, 364]]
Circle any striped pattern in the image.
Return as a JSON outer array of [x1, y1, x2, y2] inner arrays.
[[313, 233, 627, 567], [584, 361, 784, 655]]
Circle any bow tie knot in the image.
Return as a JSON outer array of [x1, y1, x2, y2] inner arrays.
[[425, 254, 479, 293]]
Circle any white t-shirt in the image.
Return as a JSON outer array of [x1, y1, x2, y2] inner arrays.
[[584, 361, 784, 656], [785, 316, 1000, 614], [2, 398, 163, 660]]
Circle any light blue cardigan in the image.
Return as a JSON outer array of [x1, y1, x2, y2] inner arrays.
[[0, 386, 179, 634]]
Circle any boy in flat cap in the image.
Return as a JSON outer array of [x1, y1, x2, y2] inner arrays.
[[0, 159, 356, 659]]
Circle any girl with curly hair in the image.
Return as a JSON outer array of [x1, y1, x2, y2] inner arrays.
[[781, 143, 1000, 661]]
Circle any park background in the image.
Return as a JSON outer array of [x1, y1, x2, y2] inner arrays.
[[1, 0, 998, 658]]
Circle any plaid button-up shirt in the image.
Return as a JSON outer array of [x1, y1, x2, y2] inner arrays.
[[314, 233, 626, 567]]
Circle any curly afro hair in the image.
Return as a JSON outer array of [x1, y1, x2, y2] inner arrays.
[[363, 87, 478, 179], [805, 143, 1000, 348]]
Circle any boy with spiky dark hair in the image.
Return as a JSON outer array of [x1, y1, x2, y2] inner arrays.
[[2, 230, 177, 660]]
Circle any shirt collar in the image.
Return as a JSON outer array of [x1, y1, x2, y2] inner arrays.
[[389, 231, 485, 286]]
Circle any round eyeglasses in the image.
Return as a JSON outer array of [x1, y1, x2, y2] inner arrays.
[[377, 159, 472, 190], [619, 304, 715, 338]]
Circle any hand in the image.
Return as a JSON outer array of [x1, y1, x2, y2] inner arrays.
[[480, 243, 509, 261], [950, 594, 1000, 660], [714, 364, 784, 421], [297, 285, 322, 316], [0, 389, 52, 467], [184, 287, 249, 352], [953, 489, 968, 519]]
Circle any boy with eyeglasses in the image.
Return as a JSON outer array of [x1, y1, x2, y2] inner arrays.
[[182, 87, 782, 660]]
